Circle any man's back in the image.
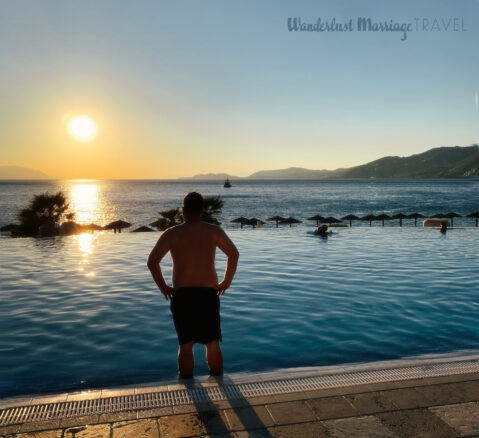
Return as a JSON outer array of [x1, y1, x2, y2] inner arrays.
[[147, 191, 239, 377], [166, 221, 220, 288]]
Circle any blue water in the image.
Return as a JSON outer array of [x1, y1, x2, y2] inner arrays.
[[0, 227, 479, 398], [0, 178, 478, 229], [1, 179, 479, 398]]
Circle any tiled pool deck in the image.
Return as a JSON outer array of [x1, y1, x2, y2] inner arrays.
[[2, 355, 479, 437]]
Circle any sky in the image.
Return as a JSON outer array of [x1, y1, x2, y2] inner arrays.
[[0, 0, 479, 179]]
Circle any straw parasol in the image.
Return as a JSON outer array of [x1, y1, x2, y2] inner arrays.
[[279, 217, 302, 228], [321, 216, 341, 224], [248, 218, 266, 228], [391, 213, 408, 227], [307, 215, 325, 226], [231, 217, 250, 229], [431, 213, 446, 219], [406, 212, 425, 227], [375, 213, 392, 227], [443, 212, 462, 227], [467, 211, 479, 227], [360, 214, 376, 227], [341, 214, 360, 227], [131, 225, 155, 232], [267, 216, 286, 228], [104, 220, 132, 233]]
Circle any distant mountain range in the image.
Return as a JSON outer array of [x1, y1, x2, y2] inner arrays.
[[0, 166, 51, 179], [2, 145, 479, 180], [183, 145, 479, 180]]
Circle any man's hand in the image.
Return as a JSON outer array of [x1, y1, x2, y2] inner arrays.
[[160, 285, 174, 301], [215, 280, 230, 296]]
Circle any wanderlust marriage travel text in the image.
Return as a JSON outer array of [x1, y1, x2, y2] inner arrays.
[[287, 17, 467, 41]]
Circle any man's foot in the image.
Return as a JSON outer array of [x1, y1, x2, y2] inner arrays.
[[209, 370, 223, 377]]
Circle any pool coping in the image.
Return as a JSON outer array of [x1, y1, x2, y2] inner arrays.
[[2, 350, 479, 411]]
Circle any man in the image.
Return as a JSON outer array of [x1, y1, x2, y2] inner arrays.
[[147, 192, 239, 378]]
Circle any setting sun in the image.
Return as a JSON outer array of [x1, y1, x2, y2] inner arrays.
[[67, 116, 98, 142]]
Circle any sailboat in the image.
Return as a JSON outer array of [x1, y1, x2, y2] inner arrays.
[[223, 177, 232, 188]]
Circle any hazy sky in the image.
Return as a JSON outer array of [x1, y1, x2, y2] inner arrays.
[[1, 0, 478, 178]]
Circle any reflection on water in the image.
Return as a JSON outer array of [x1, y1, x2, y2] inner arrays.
[[1, 228, 479, 397], [73, 232, 96, 277], [69, 181, 101, 225]]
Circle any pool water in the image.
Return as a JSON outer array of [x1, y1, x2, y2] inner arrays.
[[1, 227, 478, 397]]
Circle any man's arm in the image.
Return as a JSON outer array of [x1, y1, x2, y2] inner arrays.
[[216, 228, 239, 296], [147, 230, 174, 300]]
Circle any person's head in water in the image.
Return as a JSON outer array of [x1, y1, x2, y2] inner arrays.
[[318, 224, 328, 235], [440, 222, 447, 233], [182, 192, 204, 221]]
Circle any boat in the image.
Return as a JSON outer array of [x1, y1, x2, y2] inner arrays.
[[224, 177, 232, 188]]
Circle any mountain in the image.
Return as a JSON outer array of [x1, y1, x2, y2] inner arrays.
[[338, 145, 479, 178], [0, 166, 51, 179], [248, 167, 335, 179], [179, 173, 239, 180], [182, 145, 479, 180]]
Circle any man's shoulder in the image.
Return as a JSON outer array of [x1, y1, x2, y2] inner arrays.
[[162, 223, 182, 237], [200, 221, 223, 234]]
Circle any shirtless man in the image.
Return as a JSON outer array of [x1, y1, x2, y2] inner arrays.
[[147, 192, 239, 378]]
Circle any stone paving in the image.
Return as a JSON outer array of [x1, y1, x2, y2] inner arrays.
[[1, 372, 479, 438]]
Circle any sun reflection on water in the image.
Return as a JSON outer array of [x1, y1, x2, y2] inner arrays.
[[74, 232, 96, 277], [70, 182, 100, 225]]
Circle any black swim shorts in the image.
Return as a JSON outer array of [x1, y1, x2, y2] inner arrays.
[[170, 286, 222, 345]]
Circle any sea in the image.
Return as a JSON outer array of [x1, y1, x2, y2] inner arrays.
[[0, 178, 478, 397]]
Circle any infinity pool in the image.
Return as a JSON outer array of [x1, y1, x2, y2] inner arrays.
[[1, 227, 478, 397]]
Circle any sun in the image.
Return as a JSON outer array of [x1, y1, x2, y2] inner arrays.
[[67, 116, 98, 142]]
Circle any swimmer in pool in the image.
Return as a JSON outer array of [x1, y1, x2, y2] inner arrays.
[[315, 224, 330, 236]]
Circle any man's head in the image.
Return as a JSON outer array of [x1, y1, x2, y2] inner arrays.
[[182, 191, 204, 220]]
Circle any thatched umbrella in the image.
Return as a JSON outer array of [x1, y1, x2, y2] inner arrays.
[[467, 211, 479, 227], [279, 217, 302, 228], [248, 218, 266, 228], [231, 217, 250, 229], [131, 225, 154, 232], [391, 213, 408, 227], [361, 214, 376, 227], [431, 213, 446, 219], [307, 215, 325, 226], [341, 214, 360, 227], [104, 220, 132, 233], [321, 216, 341, 224], [267, 216, 286, 228], [443, 212, 462, 227], [406, 212, 425, 227], [376, 213, 392, 227]]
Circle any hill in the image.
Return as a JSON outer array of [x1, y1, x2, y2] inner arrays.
[[243, 144, 479, 179], [179, 173, 239, 180], [338, 145, 479, 178], [0, 166, 51, 179]]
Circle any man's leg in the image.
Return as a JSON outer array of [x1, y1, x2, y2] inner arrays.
[[178, 341, 194, 378], [206, 340, 223, 375]]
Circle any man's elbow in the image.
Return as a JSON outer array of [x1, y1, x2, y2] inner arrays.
[[230, 248, 239, 261], [147, 257, 157, 269]]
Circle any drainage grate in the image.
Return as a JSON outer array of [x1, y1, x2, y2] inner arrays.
[[1, 358, 479, 426]]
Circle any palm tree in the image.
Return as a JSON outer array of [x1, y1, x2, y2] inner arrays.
[[151, 196, 224, 230], [14, 191, 74, 236], [152, 208, 182, 231], [202, 196, 224, 225]]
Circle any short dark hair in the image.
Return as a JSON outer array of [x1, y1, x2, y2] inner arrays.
[[183, 192, 204, 214]]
